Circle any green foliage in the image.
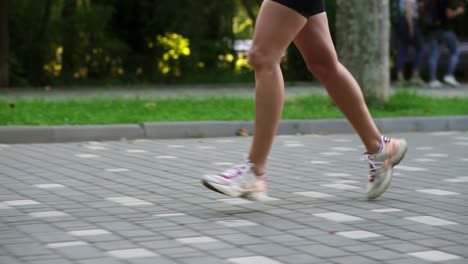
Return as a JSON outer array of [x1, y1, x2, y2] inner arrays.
[[3, 0, 349, 87], [8, 0, 241, 86], [7, 0, 466, 87]]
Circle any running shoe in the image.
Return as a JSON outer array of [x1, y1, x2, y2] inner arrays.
[[443, 75, 460, 87], [362, 136, 408, 200], [202, 161, 267, 201], [428, 79, 443, 88]]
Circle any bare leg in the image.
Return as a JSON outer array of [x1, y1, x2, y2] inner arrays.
[[294, 13, 381, 153], [247, 0, 307, 174]]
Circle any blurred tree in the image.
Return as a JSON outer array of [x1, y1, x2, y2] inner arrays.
[[336, 0, 390, 102], [240, 0, 261, 23], [10, 0, 54, 85], [61, 0, 77, 83], [0, 0, 8, 88]]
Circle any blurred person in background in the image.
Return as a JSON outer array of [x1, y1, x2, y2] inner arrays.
[[395, 0, 426, 86], [427, 0, 465, 88]]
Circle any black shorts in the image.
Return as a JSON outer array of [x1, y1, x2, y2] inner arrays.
[[271, 0, 325, 18]]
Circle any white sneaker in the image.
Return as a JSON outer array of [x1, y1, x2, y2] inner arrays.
[[202, 161, 267, 201], [443, 75, 460, 87], [428, 80, 443, 88], [362, 136, 408, 200]]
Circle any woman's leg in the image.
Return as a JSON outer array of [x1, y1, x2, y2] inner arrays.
[[201, 0, 308, 200], [293, 13, 381, 153], [294, 13, 407, 200], [247, 0, 307, 174]]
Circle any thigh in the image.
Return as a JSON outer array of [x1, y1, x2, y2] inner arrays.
[[293, 12, 338, 68], [250, 0, 307, 60]]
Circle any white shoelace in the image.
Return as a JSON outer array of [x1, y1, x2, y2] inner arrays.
[[220, 162, 254, 179], [361, 154, 384, 181], [361, 136, 389, 181]]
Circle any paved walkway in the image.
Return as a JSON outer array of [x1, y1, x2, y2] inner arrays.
[[1, 83, 468, 100], [1, 131, 467, 264]]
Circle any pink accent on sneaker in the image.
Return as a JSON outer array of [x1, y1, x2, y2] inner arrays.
[[202, 160, 268, 201], [362, 136, 408, 199]]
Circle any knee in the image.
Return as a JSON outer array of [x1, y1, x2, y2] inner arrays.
[[306, 57, 339, 81], [248, 48, 278, 72]]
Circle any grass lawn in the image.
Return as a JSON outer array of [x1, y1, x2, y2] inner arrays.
[[1, 91, 467, 125]]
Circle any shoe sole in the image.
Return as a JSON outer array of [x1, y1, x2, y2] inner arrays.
[[367, 139, 408, 200], [201, 180, 266, 201], [201, 180, 241, 198], [202, 180, 225, 195]]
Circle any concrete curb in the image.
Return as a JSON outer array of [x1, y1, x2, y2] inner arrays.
[[0, 125, 144, 144], [1, 116, 467, 144]]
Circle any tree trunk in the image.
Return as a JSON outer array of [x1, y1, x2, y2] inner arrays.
[[335, 0, 390, 102], [0, 0, 8, 88]]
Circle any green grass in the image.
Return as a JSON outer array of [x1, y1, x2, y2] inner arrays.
[[1, 91, 467, 125]]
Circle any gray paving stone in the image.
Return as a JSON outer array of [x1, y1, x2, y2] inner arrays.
[[330, 255, 378, 264], [160, 229, 202, 239], [15, 224, 60, 234], [53, 245, 105, 259], [217, 234, 265, 246], [157, 246, 205, 258], [440, 245, 468, 258], [209, 248, 257, 259], [382, 242, 449, 254], [246, 243, 300, 257], [52, 221, 96, 230], [76, 258, 124, 264], [30, 232, 77, 243], [413, 238, 458, 248], [263, 234, 309, 245], [342, 244, 382, 253], [138, 240, 183, 250], [0, 256, 25, 264], [386, 256, 446, 264], [359, 249, 407, 261], [179, 256, 229, 264], [286, 228, 328, 237], [310, 234, 359, 247], [190, 241, 234, 251], [79, 234, 123, 243], [27, 259, 74, 264], [4, 243, 53, 257], [94, 222, 141, 232], [0, 237, 34, 245], [296, 244, 351, 258], [126, 257, 179, 264], [2, 132, 468, 264], [94, 241, 139, 251], [114, 229, 156, 238], [275, 254, 324, 264], [201, 228, 239, 236], [442, 260, 468, 264]]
